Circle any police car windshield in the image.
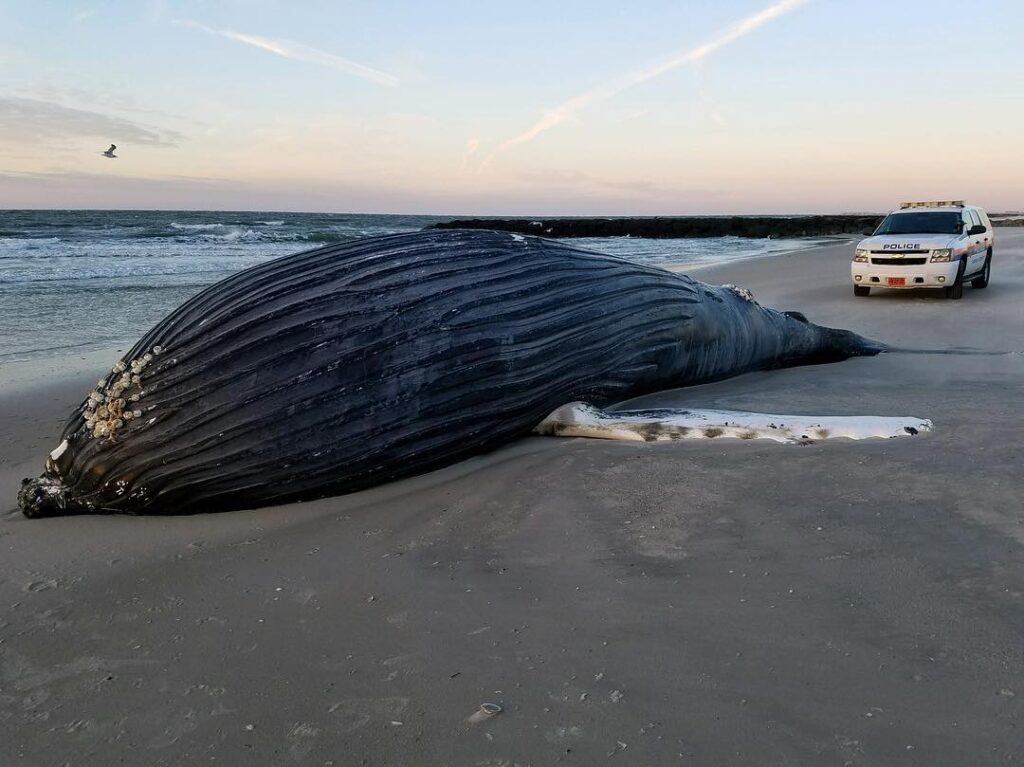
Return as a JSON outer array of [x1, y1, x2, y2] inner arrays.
[[875, 211, 962, 235]]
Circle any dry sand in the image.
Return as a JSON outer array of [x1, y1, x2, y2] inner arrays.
[[2, 233, 1022, 765]]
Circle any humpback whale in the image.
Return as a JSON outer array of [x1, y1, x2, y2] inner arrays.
[[19, 229, 907, 517]]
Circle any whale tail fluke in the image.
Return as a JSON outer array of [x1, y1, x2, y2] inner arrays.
[[774, 309, 885, 369], [820, 326, 887, 359], [782, 309, 883, 357]]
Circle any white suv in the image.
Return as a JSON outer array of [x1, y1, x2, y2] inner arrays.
[[851, 201, 993, 299]]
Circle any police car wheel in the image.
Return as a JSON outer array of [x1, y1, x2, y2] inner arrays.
[[945, 260, 966, 299], [971, 253, 991, 289], [853, 285, 870, 297]]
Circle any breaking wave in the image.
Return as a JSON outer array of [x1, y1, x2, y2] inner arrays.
[[169, 222, 226, 231]]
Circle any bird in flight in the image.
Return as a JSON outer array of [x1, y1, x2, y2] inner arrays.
[[101, 144, 117, 158]]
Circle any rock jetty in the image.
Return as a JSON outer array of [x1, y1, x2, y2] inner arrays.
[[428, 215, 885, 239]]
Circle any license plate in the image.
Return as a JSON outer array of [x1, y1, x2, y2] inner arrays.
[[887, 277, 906, 287]]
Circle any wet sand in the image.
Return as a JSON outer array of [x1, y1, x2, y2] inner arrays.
[[2, 233, 1022, 765]]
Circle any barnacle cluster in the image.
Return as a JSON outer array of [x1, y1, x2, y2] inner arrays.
[[82, 345, 163, 440], [723, 284, 758, 304]]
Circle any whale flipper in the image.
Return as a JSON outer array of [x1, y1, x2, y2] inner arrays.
[[535, 402, 932, 443]]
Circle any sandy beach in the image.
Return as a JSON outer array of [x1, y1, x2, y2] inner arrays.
[[2, 233, 1022, 764]]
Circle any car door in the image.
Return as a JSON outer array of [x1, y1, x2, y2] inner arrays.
[[967, 209, 986, 273], [960, 209, 978, 274], [959, 210, 974, 272], [975, 208, 993, 260]]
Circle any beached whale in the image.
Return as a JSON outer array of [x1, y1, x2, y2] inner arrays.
[[20, 229, 890, 517]]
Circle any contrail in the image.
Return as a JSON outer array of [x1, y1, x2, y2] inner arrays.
[[483, 0, 808, 165], [173, 19, 399, 87], [460, 138, 481, 171]]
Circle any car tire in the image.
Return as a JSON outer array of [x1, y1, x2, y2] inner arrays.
[[945, 259, 966, 299], [971, 252, 991, 289], [853, 285, 870, 297]]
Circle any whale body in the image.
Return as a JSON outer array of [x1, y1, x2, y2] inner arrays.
[[19, 229, 882, 517]]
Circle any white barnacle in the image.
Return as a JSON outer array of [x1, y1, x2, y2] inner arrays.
[[131, 375, 140, 384], [133, 410, 142, 418], [153, 345, 163, 354], [49, 439, 69, 462], [129, 394, 140, 402], [723, 283, 757, 303], [143, 353, 153, 363]]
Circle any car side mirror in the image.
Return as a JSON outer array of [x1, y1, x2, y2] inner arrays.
[[968, 224, 986, 236]]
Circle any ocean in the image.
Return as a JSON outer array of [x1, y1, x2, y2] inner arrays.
[[0, 210, 829, 362]]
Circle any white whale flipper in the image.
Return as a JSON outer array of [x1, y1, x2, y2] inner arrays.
[[535, 402, 932, 443]]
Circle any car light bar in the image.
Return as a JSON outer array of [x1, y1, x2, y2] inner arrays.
[[899, 200, 965, 209]]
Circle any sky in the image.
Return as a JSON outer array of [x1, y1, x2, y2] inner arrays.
[[1, 0, 1023, 214]]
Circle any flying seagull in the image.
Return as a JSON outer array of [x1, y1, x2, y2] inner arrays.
[[101, 144, 117, 158]]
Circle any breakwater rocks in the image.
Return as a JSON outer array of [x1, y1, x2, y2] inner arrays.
[[428, 215, 885, 239]]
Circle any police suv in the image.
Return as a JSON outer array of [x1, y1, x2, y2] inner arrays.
[[851, 201, 993, 299]]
